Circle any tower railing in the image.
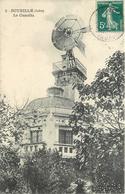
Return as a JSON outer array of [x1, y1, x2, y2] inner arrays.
[[52, 58, 87, 77]]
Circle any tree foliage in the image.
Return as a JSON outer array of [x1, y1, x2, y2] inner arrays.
[[0, 95, 28, 193], [0, 95, 27, 145], [70, 51, 124, 193], [23, 147, 76, 194], [0, 146, 25, 194]]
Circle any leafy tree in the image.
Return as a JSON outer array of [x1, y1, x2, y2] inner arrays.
[[0, 95, 27, 145], [0, 95, 28, 193], [23, 147, 76, 194], [70, 51, 124, 193], [0, 146, 25, 194]]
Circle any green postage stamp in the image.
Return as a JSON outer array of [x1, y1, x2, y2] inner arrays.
[[97, 0, 124, 32]]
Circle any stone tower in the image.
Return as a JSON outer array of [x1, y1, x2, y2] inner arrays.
[[52, 50, 87, 101]]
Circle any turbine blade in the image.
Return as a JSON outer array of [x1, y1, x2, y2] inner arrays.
[[80, 26, 90, 33], [76, 40, 86, 55]]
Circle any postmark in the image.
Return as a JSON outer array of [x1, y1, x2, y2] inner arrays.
[[97, 1, 124, 32]]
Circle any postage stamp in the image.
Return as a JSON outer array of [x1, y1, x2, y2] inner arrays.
[[97, 1, 124, 32]]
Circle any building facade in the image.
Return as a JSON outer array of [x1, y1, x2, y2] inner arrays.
[[21, 53, 86, 157]]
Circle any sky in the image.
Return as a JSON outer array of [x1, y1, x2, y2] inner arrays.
[[0, 0, 124, 106]]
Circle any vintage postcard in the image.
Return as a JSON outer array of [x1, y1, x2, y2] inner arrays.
[[0, 0, 124, 194]]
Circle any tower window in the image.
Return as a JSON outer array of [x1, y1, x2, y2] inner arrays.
[[25, 146, 28, 152], [30, 146, 33, 151], [59, 130, 73, 144], [64, 147, 68, 153], [38, 131, 42, 142], [30, 130, 42, 144], [35, 145, 38, 151], [59, 147, 62, 152], [69, 148, 73, 153]]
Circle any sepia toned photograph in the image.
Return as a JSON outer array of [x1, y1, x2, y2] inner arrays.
[[0, 0, 124, 193]]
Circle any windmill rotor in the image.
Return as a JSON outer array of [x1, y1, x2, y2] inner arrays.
[[52, 15, 89, 55]]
